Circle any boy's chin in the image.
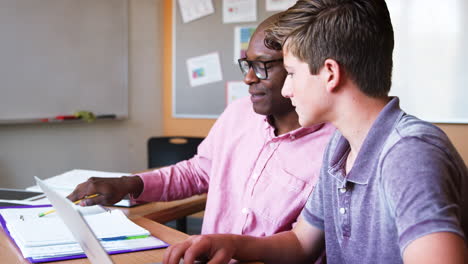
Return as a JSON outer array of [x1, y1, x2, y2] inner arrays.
[[299, 116, 318, 128]]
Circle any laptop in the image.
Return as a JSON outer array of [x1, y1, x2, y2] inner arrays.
[[34, 176, 170, 264], [35, 176, 115, 264]]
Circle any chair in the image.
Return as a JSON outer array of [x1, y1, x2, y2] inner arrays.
[[148, 137, 204, 169], [147, 136, 205, 233]]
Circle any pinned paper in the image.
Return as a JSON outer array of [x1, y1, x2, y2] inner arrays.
[[178, 0, 214, 23], [266, 0, 297, 11], [226, 81, 250, 104], [223, 0, 257, 24], [234, 25, 257, 63], [186, 53, 223, 87]]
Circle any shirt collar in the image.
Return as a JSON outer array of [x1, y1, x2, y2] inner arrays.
[[329, 97, 405, 185], [263, 115, 325, 140]]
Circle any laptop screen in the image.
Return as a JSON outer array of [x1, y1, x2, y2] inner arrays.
[[35, 176, 114, 264]]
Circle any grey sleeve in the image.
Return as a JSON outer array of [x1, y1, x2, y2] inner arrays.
[[381, 137, 465, 253], [301, 172, 325, 230]]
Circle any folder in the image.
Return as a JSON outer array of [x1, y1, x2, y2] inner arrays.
[[0, 204, 168, 263]]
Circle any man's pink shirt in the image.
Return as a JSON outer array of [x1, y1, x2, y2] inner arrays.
[[134, 97, 335, 236]]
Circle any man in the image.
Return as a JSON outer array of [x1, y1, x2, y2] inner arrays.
[[163, 0, 468, 263], [68, 13, 334, 236]]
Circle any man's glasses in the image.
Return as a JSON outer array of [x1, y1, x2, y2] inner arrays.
[[237, 58, 283, 80]]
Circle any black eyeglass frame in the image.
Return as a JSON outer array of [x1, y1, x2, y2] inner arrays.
[[237, 58, 283, 80]]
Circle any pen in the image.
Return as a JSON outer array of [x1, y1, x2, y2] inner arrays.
[[38, 194, 100, 217]]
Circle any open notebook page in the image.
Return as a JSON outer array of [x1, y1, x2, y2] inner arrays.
[[0, 207, 148, 247]]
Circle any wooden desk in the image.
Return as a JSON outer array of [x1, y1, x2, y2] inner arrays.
[[119, 194, 207, 223], [0, 216, 188, 264], [121, 169, 207, 224], [1, 215, 261, 264]]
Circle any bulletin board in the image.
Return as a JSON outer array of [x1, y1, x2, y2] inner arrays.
[[173, 0, 468, 123], [0, 0, 128, 123], [172, 0, 281, 118]]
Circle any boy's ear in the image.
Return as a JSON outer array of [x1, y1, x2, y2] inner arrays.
[[323, 59, 341, 93]]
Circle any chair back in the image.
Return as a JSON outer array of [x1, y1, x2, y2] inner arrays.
[[147, 136, 204, 169]]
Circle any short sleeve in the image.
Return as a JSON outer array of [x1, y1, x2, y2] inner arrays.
[[381, 137, 465, 253], [301, 173, 325, 230]]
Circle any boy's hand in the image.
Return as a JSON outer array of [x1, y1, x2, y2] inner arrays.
[[66, 176, 143, 206], [163, 234, 236, 264]]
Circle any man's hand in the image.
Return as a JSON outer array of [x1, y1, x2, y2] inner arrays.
[[163, 234, 237, 264], [66, 176, 143, 206]]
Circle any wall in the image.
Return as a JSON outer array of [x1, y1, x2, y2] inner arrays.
[[438, 125, 468, 165], [162, 1, 468, 164], [162, 0, 216, 137], [0, 0, 164, 188]]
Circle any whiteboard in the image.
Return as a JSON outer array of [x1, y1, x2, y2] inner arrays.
[[0, 0, 128, 122], [388, 0, 468, 123]]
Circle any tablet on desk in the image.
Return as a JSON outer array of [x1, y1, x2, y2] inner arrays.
[[0, 188, 44, 201]]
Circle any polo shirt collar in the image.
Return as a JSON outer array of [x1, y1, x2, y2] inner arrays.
[[329, 97, 404, 185]]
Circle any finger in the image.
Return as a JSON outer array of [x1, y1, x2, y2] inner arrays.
[[166, 240, 192, 264], [184, 236, 212, 264], [79, 195, 106, 206], [67, 181, 92, 201], [207, 248, 232, 264], [163, 243, 173, 264], [66, 191, 78, 202], [72, 183, 101, 206]]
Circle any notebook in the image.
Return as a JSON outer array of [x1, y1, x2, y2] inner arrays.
[[35, 176, 172, 264], [0, 177, 168, 263]]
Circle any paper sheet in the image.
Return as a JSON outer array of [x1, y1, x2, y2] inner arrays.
[[26, 169, 132, 207], [223, 0, 257, 24], [226, 81, 250, 104], [186, 52, 223, 87], [27, 169, 130, 192], [178, 0, 214, 23], [0, 207, 165, 259], [234, 25, 257, 63], [1, 209, 147, 246], [265, 0, 297, 11]]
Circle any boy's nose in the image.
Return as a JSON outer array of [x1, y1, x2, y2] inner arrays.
[[281, 77, 293, 98]]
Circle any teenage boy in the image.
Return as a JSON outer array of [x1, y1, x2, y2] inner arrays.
[[163, 0, 468, 263], [67, 14, 334, 237]]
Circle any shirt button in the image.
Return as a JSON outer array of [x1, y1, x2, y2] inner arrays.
[[242, 208, 249, 214], [339, 208, 346, 214], [339, 188, 347, 193], [270, 142, 276, 148], [252, 173, 259, 179], [290, 135, 296, 140]]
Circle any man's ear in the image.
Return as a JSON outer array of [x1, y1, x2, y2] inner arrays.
[[323, 59, 341, 93]]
